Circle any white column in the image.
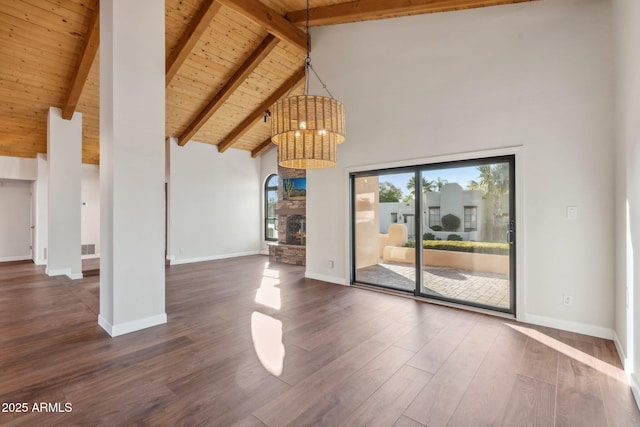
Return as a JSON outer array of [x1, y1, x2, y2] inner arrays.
[[99, 0, 166, 337], [46, 107, 82, 279]]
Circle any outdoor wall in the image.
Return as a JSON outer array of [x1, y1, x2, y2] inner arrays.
[[613, 0, 640, 405], [305, 0, 615, 337], [168, 140, 261, 264], [354, 176, 380, 269], [379, 201, 413, 235]]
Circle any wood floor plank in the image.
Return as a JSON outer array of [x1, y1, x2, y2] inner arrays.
[[446, 323, 528, 427], [403, 317, 501, 427], [592, 339, 640, 427], [500, 374, 556, 427], [405, 309, 475, 374], [252, 311, 421, 426], [1, 257, 639, 426], [342, 365, 432, 427], [393, 415, 426, 427], [286, 345, 416, 426], [518, 334, 559, 385]]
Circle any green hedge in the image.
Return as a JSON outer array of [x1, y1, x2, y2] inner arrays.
[[405, 240, 509, 255]]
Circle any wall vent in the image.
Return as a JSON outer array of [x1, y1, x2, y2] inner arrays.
[[81, 244, 96, 255]]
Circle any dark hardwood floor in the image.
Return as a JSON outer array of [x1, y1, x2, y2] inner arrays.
[[1, 256, 639, 426]]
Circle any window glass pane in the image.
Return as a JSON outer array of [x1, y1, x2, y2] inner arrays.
[[267, 174, 278, 188], [265, 174, 279, 241], [421, 161, 512, 311], [353, 172, 416, 292]]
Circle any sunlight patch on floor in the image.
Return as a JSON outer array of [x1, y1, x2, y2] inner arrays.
[[507, 323, 627, 383], [251, 311, 285, 376], [256, 275, 281, 310]]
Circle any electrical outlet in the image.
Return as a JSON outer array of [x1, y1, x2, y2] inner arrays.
[[327, 260, 334, 268], [563, 295, 573, 306]]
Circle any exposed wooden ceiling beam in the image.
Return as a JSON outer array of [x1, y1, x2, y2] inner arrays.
[[251, 137, 274, 158], [217, 0, 307, 51], [286, 0, 537, 26], [61, 3, 99, 120], [166, 0, 223, 86], [177, 34, 280, 146], [217, 66, 305, 153]]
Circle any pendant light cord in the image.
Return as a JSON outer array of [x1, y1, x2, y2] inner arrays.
[[303, 0, 335, 99]]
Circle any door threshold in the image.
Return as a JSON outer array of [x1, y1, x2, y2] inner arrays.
[[352, 282, 516, 320]]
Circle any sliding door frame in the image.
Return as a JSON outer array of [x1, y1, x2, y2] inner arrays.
[[350, 153, 517, 315]]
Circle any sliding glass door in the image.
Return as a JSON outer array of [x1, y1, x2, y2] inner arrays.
[[351, 155, 515, 314], [353, 170, 417, 292]]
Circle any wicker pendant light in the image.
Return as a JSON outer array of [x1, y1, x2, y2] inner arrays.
[[270, 1, 345, 169]]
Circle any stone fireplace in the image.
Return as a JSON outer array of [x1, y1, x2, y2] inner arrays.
[[268, 166, 306, 265]]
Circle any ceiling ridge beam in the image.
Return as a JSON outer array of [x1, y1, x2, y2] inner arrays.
[[217, 0, 307, 51], [217, 66, 305, 153], [166, 0, 223, 86], [61, 2, 99, 120], [286, 0, 538, 26], [177, 34, 279, 147], [251, 137, 274, 158]]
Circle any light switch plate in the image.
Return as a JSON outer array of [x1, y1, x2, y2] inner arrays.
[[567, 206, 577, 220]]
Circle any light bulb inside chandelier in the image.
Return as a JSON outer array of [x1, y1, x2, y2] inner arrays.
[[270, 1, 345, 169]]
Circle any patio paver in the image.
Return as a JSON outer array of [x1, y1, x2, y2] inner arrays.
[[356, 261, 510, 309]]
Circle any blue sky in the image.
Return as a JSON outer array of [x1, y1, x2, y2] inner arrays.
[[380, 166, 481, 198]]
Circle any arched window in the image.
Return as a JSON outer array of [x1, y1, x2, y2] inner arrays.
[[265, 174, 278, 241]]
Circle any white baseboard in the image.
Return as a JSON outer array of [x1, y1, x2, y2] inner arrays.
[[613, 331, 629, 369], [46, 267, 70, 277], [46, 267, 82, 280], [521, 313, 614, 340], [169, 251, 260, 265], [33, 257, 46, 266], [613, 332, 640, 412], [260, 249, 269, 255], [304, 271, 348, 286], [631, 373, 640, 412], [98, 313, 167, 337], [0, 255, 32, 262]]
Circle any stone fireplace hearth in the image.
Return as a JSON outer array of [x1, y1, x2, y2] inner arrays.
[[268, 166, 306, 266]]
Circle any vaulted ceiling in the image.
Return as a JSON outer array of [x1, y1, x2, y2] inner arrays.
[[0, 0, 535, 165]]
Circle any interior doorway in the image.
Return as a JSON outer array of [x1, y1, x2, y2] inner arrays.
[[0, 179, 33, 262]]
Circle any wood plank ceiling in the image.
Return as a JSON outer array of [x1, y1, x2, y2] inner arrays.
[[0, 0, 536, 165]]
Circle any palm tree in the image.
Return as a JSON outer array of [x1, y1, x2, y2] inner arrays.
[[468, 163, 509, 240], [406, 176, 434, 199], [434, 176, 448, 191]]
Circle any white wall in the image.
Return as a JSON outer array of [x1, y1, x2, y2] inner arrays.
[[0, 160, 105, 268], [0, 156, 36, 180], [0, 179, 32, 261], [306, 0, 615, 336], [260, 146, 278, 254], [46, 107, 82, 279], [99, 0, 167, 336], [169, 140, 262, 264], [81, 164, 100, 256], [0, 155, 38, 263], [33, 154, 48, 265], [613, 0, 640, 406]]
